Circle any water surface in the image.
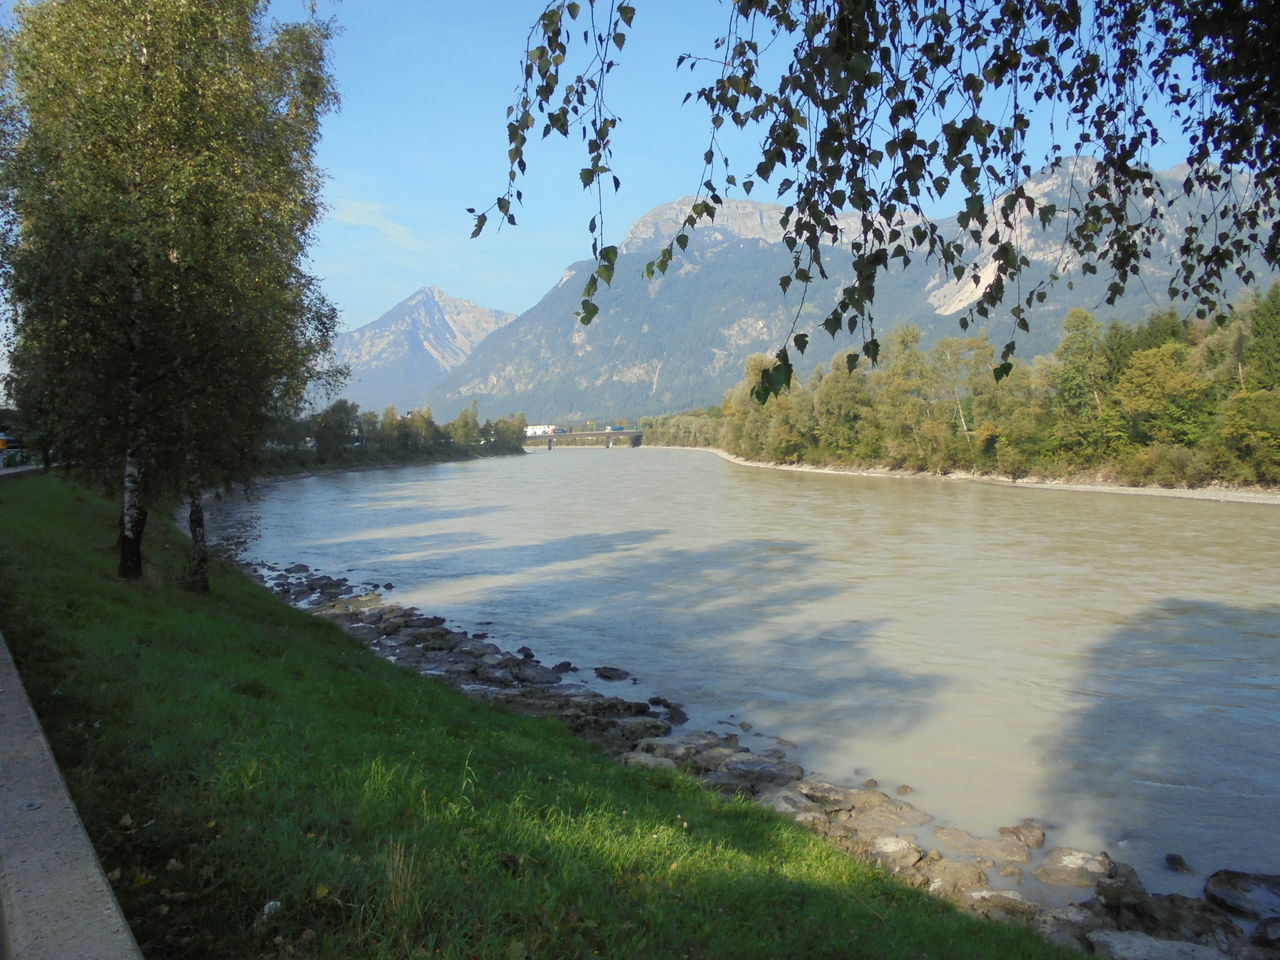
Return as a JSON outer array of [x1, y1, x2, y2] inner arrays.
[[207, 448, 1280, 894]]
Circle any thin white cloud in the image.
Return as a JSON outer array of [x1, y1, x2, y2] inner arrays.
[[327, 198, 428, 255]]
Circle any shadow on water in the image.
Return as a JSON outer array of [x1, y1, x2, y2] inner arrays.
[[420, 525, 947, 779], [1037, 598, 1280, 894]]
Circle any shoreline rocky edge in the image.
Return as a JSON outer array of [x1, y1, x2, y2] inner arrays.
[[249, 560, 1280, 960]]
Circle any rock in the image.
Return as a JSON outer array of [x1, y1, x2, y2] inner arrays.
[[1033, 847, 1114, 887], [1089, 872, 1247, 952], [689, 746, 743, 773], [476, 665, 515, 685], [1166, 854, 1195, 874], [796, 779, 883, 812], [1252, 916, 1280, 949], [896, 784, 914, 795], [999, 863, 1024, 882], [700, 768, 756, 796], [648, 697, 689, 725], [718, 753, 805, 786], [755, 784, 824, 819], [1037, 904, 1112, 953], [552, 661, 575, 673], [998, 820, 1047, 849], [382, 582, 394, 590], [961, 889, 1042, 924], [406, 615, 446, 628], [1204, 870, 1280, 921], [346, 623, 381, 643], [455, 638, 501, 657], [408, 628, 459, 652], [516, 646, 535, 659], [514, 662, 562, 685], [867, 835, 925, 873], [839, 796, 932, 836], [933, 826, 1032, 864], [594, 666, 631, 681], [284, 563, 309, 573], [862, 778, 878, 788], [619, 751, 677, 770], [571, 714, 670, 751], [918, 857, 990, 902], [1086, 929, 1230, 960], [635, 731, 729, 762]]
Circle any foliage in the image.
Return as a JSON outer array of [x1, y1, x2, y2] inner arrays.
[[1, 0, 337, 579], [260, 399, 528, 472], [642, 283, 1280, 488], [0, 476, 1077, 959], [480, 0, 1280, 396]]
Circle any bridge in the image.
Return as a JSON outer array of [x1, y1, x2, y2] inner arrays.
[[525, 430, 643, 449]]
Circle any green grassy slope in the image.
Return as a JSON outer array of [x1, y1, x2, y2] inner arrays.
[[0, 476, 1073, 959]]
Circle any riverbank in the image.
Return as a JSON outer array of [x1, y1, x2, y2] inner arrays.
[[672, 445, 1280, 506], [257, 558, 1280, 960], [0, 475, 1074, 960]]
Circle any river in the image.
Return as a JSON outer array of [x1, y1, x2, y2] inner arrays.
[[205, 446, 1280, 897]]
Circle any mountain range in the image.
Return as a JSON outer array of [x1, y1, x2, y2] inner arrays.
[[329, 285, 515, 415], [331, 162, 1273, 423]]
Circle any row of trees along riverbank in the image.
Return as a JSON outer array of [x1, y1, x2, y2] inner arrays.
[[260, 399, 528, 471], [641, 285, 1280, 488]]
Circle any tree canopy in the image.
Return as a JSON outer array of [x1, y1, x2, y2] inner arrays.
[[1, 0, 337, 581], [479, 0, 1280, 394]]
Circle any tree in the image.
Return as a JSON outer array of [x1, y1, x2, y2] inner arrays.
[[482, 0, 1280, 393], [1113, 343, 1212, 446], [311, 399, 361, 464], [2, 0, 337, 582]]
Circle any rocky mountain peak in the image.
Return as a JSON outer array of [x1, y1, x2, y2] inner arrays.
[[621, 196, 787, 253]]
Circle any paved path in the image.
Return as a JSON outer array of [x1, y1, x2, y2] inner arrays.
[[0, 632, 142, 960]]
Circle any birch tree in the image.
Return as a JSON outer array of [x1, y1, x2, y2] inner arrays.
[[2, 0, 337, 583]]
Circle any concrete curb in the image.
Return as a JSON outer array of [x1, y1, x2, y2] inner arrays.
[[0, 632, 142, 960]]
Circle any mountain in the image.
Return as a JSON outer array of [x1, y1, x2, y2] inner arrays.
[[366, 162, 1274, 424], [331, 286, 515, 414]]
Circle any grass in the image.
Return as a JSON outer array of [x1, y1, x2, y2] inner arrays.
[[0, 475, 1075, 959]]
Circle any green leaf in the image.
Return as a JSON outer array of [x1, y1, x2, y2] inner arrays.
[[793, 333, 809, 354], [578, 299, 599, 325]]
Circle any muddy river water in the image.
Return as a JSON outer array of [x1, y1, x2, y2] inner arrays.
[[206, 447, 1280, 896]]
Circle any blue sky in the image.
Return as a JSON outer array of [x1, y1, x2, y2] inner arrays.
[[0, 0, 1201, 336], [290, 0, 770, 330]]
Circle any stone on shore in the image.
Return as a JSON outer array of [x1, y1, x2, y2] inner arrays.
[[1086, 929, 1231, 960], [934, 826, 1032, 864], [998, 819, 1047, 849], [717, 753, 804, 786], [1033, 847, 1116, 887], [619, 751, 677, 770], [1203, 870, 1280, 921], [960, 889, 1042, 924]]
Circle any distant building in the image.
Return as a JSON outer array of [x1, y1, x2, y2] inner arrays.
[[525, 424, 557, 437]]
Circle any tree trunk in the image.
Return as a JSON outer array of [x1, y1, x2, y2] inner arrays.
[[184, 475, 209, 593], [118, 445, 147, 579]]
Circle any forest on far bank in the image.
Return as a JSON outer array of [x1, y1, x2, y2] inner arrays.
[[640, 285, 1280, 488]]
